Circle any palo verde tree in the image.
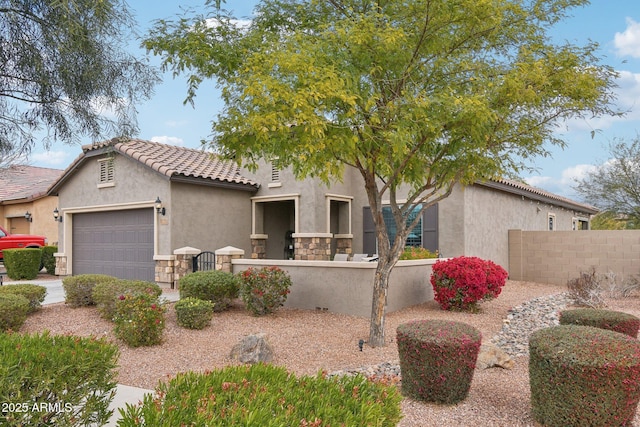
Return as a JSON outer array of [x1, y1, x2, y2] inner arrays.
[[0, 0, 158, 164], [145, 0, 618, 346], [574, 136, 640, 229]]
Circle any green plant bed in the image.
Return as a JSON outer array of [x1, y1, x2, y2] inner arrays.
[[530, 325, 640, 427], [0, 331, 119, 426], [396, 319, 481, 404], [117, 363, 402, 426], [560, 308, 640, 338], [0, 284, 47, 313]]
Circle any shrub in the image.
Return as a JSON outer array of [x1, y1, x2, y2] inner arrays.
[[560, 308, 640, 338], [0, 284, 47, 313], [41, 245, 57, 275], [117, 363, 402, 426], [0, 331, 119, 426], [93, 279, 163, 320], [113, 293, 165, 347], [238, 266, 292, 316], [175, 297, 214, 330], [566, 267, 606, 308], [62, 274, 116, 307], [396, 319, 481, 404], [430, 256, 508, 311], [179, 270, 239, 312], [3, 248, 42, 280], [529, 325, 640, 427], [399, 246, 438, 260], [0, 294, 30, 332]]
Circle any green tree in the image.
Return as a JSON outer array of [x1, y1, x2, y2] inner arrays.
[[145, 0, 619, 346], [0, 0, 158, 164], [574, 137, 640, 229]]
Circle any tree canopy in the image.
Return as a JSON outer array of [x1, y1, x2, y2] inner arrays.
[[574, 137, 640, 229], [0, 0, 159, 164], [145, 0, 619, 346]]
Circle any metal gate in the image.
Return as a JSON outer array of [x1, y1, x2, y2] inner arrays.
[[193, 251, 216, 272]]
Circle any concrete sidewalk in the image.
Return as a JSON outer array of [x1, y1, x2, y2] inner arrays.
[[0, 272, 175, 426]]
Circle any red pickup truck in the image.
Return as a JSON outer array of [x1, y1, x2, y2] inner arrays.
[[0, 225, 48, 261]]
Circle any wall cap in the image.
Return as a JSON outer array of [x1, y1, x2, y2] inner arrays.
[[173, 246, 202, 255]]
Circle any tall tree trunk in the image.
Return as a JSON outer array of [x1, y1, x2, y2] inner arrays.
[[368, 257, 394, 347]]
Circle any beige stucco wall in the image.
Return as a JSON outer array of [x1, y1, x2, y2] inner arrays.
[[232, 258, 436, 317], [55, 152, 169, 254], [460, 184, 589, 270], [508, 230, 640, 285], [169, 182, 253, 254], [1, 196, 60, 245]]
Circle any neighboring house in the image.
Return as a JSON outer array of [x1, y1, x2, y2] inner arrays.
[[0, 165, 63, 244], [47, 138, 597, 285]]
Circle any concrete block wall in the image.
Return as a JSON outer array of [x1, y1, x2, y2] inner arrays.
[[509, 230, 640, 286]]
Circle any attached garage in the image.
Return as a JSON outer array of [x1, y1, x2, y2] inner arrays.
[[72, 209, 155, 281]]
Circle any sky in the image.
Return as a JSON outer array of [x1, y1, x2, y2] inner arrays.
[[25, 1, 640, 201]]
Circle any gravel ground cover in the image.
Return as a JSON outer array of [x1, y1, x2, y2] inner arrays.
[[21, 280, 640, 426]]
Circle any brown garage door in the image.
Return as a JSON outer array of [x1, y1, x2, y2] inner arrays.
[[72, 209, 155, 281]]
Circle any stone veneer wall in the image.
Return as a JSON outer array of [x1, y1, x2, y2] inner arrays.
[[294, 235, 332, 260], [334, 237, 353, 256], [250, 237, 267, 259]]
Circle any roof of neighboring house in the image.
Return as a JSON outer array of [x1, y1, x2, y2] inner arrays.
[[48, 138, 260, 193], [0, 165, 64, 203], [478, 178, 599, 215]]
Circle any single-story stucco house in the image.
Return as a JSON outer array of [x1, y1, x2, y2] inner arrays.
[[47, 138, 597, 287]]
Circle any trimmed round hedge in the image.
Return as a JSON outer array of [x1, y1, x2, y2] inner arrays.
[[0, 293, 30, 331], [560, 308, 640, 338], [179, 270, 239, 312], [397, 319, 481, 404], [0, 283, 47, 313], [175, 297, 214, 330], [530, 325, 640, 427]]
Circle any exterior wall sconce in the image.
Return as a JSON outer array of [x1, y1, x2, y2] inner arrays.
[[24, 211, 32, 222], [53, 208, 63, 222], [155, 197, 166, 216]]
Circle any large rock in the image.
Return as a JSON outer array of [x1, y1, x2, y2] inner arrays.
[[476, 344, 514, 370], [229, 333, 274, 364]]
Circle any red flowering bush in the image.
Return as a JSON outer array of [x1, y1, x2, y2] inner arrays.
[[238, 266, 292, 316], [430, 256, 508, 311], [113, 293, 166, 347]]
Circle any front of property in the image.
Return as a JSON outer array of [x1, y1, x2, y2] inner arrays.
[[47, 138, 597, 287]]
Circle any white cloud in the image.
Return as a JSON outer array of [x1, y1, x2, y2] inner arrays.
[[525, 163, 598, 199], [150, 136, 184, 146], [29, 150, 70, 167], [615, 18, 640, 58]]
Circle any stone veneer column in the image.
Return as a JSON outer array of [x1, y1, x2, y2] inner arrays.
[[250, 234, 268, 259], [171, 246, 202, 289], [154, 255, 175, 288], [215, 246, 245, 273], [334, 234, 353, 256], [293, 233, 332, 260], [54, 253, 67, 276]]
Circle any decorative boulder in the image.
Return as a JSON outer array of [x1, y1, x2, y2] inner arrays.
[[230, 333, 274, 364], [476, 344, 514, 370]]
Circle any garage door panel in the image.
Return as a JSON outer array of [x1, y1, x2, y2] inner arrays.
[[72, 209, 155, 282]]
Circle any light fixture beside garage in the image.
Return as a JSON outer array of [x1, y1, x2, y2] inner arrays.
[[24, 211, 32, 222], [155, 197, 166, 216], [53, 208, 63, 222]]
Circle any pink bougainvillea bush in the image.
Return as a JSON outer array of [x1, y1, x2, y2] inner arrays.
[[238, 266, 292, 316], [430, 256, 508, 311]]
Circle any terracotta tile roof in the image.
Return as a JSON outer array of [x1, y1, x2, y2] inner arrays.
[[0, 165, 64, 203], [82, 138, 259, 189], [478, 178, 599, 214]]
